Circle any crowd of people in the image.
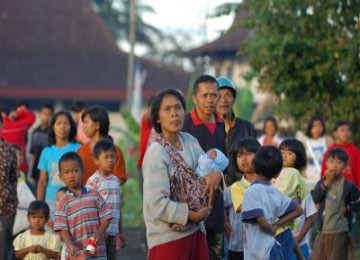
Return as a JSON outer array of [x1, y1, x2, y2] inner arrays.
[[0, 74, 360, 259]]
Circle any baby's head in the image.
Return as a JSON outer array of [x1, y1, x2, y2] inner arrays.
[[207, 149, 217, 160], [27, 200, 50, 232], [55, 186, 68, 209], [279, 138, 306, 170]]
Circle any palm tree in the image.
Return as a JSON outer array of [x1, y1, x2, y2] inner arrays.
[[91, 0, 162, 51]]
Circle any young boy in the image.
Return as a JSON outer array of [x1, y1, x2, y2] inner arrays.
[[224, 138, 260, 260], [311, 147, 360, 260], [321, 120, 360, 188], [242, 146, 303, 259], [53, 152, 112, 259], [86, 139, 127, 259]]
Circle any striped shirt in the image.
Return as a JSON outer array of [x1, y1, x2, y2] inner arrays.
[[53, 185, 113, 259], [87, 171, 121, 235]]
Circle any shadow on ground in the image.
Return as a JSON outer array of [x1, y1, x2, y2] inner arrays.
[[117, 227, 147, 260]]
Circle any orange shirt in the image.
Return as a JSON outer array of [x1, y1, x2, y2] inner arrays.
[[77, 142, 127, 184]]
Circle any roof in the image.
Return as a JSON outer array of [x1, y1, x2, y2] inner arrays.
[[187, 10, 252, 58], [0, 0, 191, 101]]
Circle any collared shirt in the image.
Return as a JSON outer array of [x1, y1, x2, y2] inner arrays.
[[0, 138, 18, 215], [189, 108, 222, 134]]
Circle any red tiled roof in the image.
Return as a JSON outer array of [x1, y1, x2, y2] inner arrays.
[[0, 0, 191, 100]]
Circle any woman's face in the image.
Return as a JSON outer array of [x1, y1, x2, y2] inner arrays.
[[53, 114, 71, 141], [310, 120, 324, 139], [158, 94, 185, 137], [82, 114, 99, 138]]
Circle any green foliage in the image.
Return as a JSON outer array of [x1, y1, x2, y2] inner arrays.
[[241, 0, 360, 144], [185, 77, 196, 113], [209, 3, 240, 17], [234, 85, 254, 121]]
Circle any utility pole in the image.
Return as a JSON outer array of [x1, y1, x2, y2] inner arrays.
[[126, 0, 136, 111]]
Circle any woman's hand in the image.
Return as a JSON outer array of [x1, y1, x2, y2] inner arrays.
[[188, 206, 212, 222], [203, 171, 222, 206]]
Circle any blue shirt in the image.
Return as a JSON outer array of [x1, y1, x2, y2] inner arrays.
[[38, 142, 81, 201]]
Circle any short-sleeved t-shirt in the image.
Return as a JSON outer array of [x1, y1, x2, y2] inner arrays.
[[224, 177, 251, 252], [242, 181, 297, 260], [86, 171, 121, 236], [37, 143, 81, 201], [293, 192, 317, 245], [53, 186, 113, 259], [13, 230, 61, 259]]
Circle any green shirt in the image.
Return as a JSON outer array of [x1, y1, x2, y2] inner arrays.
[[323, 178, 348, 233]]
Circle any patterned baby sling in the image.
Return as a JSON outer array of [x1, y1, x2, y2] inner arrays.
[[156, 134, 207, 211]]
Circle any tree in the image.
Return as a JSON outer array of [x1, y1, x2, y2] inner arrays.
[[239, 0, 360, 144], [91, 0, 162, 50]]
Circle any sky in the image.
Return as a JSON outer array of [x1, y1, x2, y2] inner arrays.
[[142, 0, 238, 48]]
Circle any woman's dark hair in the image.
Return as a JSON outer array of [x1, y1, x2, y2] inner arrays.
[[28, 200, 50, 220], [151, 89, 186, 133], [306, 114, 326, 138], [279, 138, 307, 170], [227, 138, 261, 185], [263, 116, 278, 131], [81, 105, 110, 138], [49, 111, 77, 145]]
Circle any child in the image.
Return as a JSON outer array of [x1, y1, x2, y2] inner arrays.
[[224, 138, 260, 260], [304, 114, 333, 189], [53, 152, 113, 259], [242, 145, 303, 259], [273, 138, 316, 260], [13, 200, 61, 259], [12, 144, 36, 236], [311, 147, 360, 260], [195, 148, 229, 177], [86, 139, 128, 260], [321, 120, 360, 188], [257, 116, 282, 147]]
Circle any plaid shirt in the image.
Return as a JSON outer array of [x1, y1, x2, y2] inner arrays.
[[0, 138, 18, 215]]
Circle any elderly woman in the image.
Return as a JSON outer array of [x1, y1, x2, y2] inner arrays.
[[143, 89, 223, 260]]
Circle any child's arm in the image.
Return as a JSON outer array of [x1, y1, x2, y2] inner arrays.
[[256, 216, 277, 236], [93, 218, 112, 244], [296, 214, 315, 243], [118, 215, 128, 248], [36, 245, 60, 260], [293, 238, 304, 260], [61, 230, 76, 258], [273, 204, 303, 228], [311, 178, 329, 203], [15, 245, 39, 259]]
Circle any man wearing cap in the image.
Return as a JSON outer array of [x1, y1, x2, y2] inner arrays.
[[216, 76, 256, 184], [182, 74, 226, 260]]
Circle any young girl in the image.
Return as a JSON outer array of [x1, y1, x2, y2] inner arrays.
[[224, 138, 261, 260], [257, 116, 282, 147], [304, 114, 333, 188], [13, 200, 61, 259], [37, 111, 80, 216], [274, 138, 317, 260], [77, 105, 127, 184]]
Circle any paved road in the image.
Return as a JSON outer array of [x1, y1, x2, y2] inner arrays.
[[117, 227, 147, 260]]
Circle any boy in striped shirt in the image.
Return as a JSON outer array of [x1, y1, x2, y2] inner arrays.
[[86, 139, 127, 259], [54, 152, 112, 259]]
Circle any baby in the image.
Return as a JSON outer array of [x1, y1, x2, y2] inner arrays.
[[196, 148, 229, 177]]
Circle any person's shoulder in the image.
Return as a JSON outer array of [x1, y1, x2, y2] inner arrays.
[[69, 142, 81, 150], [180, 132, 198, 142]]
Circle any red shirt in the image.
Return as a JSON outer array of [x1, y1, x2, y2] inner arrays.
[[137, 114, 153, 168], [189, 108, 222, 135], [321, 143, 360, 187]]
